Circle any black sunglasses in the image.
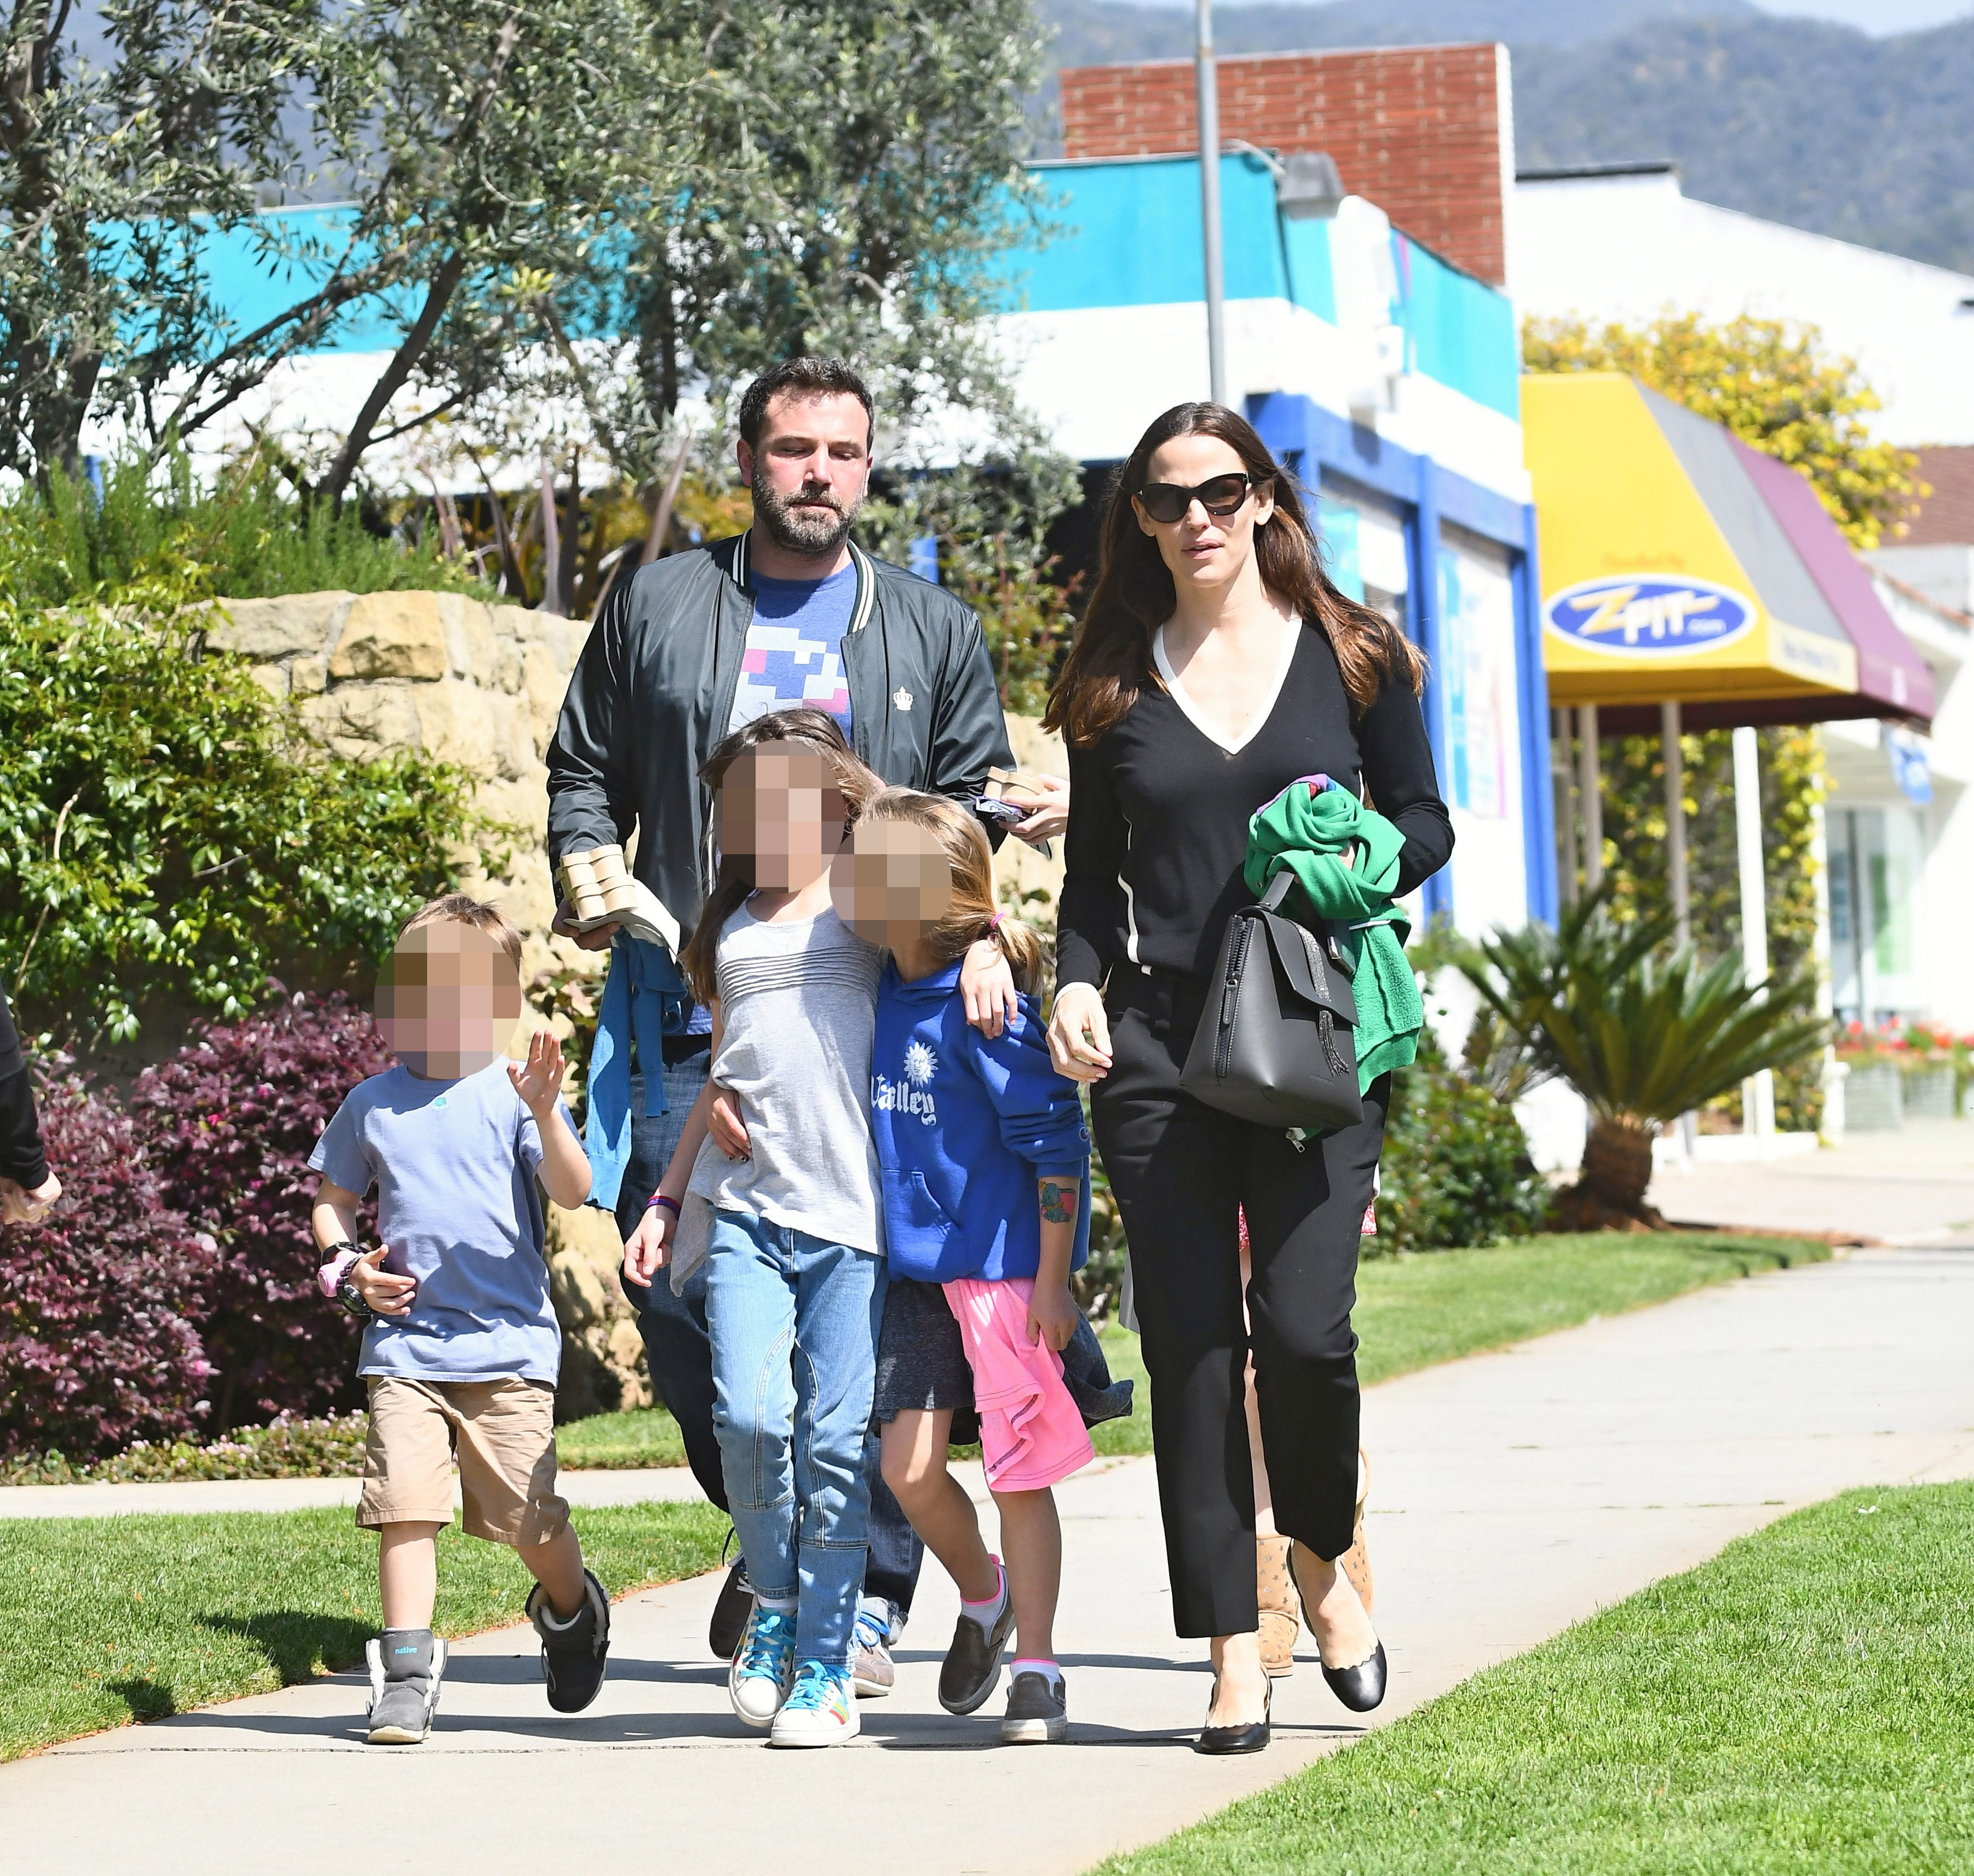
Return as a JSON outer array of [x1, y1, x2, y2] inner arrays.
[[1136, 472, 1267, 525]]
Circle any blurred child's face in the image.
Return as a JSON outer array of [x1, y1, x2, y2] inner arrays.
[[717, 743, 848, 891], [377, 922, 523, 1079], [832, 819, 953, 951]]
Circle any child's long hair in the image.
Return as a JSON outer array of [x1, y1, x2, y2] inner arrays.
[[681, 707, 880, 1004], [860, 788, 1046, 994]]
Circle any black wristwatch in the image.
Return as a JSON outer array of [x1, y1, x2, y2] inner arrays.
[[325, 1240, 376, 1321]]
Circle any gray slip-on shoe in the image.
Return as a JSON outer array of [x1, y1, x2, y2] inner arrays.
[[1001, 1669, 1068, 1744], [938, 1591, 1017, 1716]]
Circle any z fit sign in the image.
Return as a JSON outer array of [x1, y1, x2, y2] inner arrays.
[[1543, 575, 1755, 658]]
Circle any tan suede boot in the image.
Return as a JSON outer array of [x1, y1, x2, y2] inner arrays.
[[1338, 1447, 1373, 1614], [1256, 1535, 1298, 1677]]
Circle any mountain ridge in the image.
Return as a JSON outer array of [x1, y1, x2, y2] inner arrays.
[[1036, 2, 1974, 273]]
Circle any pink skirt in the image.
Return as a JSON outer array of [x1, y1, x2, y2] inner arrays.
[[942, 1276, 1095, 1493]]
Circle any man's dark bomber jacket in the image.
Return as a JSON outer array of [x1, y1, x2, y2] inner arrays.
[[546, 528, 1015, 948]]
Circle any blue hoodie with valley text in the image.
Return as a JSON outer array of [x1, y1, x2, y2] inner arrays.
[[871, 958, 1092, 1285]]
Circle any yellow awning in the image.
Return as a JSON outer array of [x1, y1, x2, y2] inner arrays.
[[1525, 375, 1857, 710]]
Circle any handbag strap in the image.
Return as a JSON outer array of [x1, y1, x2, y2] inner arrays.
[[1259, 869, 1294, 912]]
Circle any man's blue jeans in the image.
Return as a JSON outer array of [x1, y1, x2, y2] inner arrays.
[[704, 1208, 885, 1671], [614, 1061, 923, 1630]]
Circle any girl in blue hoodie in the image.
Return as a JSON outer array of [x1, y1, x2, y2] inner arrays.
[[834, 787, 1095, 1746]]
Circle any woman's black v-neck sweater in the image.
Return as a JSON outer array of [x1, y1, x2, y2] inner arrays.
[[1056, 619, 1454, 990]]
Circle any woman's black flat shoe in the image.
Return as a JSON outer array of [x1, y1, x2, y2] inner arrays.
[[1195, 1678, 1271, 1755], [1320, 1639, 1387, 1713]]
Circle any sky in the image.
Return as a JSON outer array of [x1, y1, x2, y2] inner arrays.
[[1752, 0, 1971, 28]]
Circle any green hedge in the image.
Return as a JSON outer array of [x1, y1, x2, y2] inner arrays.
[[0, 601, 503, 1040], [1374, 1031, 1552, 1252], [0, 450, 488, 609]]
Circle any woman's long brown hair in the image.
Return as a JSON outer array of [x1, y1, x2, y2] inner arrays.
[[679, 707, 881, 1004], [1043, 402, 1426, 746]]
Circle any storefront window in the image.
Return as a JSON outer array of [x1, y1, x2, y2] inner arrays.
[[1831, 805, 1927, 1024], [1437, 523, 1527, 933], [1318, 483, 1408, 632], [1438, 535, 1516, 823]]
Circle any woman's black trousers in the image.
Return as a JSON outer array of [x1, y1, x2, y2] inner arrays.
[[1092, 969, 1388, 1639]]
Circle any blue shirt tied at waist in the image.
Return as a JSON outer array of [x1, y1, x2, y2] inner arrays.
[[585, 934, 695, 1210]]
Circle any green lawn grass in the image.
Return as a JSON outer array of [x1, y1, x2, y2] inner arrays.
[[556, 1403, 688, 1470], [1097, 1480, 1974, 1875], [1075, 1231, 1826, 1463], [560, 1232, 1827, 1467], [2, 1500, 726, 1763], [1352, 1230, 1828, 1389]]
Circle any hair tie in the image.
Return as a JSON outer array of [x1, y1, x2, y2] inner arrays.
[[988, 911, 1004, 930]]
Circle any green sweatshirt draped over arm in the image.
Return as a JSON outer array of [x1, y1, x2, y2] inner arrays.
[[1244, 782, 1424, 1091]]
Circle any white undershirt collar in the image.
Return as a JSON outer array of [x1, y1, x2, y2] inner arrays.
[[1152, 614, 1302, 757]]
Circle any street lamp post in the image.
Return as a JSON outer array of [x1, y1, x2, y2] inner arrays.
[[1195, 0, 1227, 405]]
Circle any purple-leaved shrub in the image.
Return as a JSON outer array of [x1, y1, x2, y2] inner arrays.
[[135, 989, 391, 1429], [0, 1073, 221, 1458]]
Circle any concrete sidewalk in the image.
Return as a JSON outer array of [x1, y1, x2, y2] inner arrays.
[[1649, 1115, 1974, 1243], [6, 1247, 1973, 1875], [0, 1465, 707, 1521]]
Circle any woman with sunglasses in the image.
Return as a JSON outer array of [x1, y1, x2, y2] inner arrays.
[[1041, 402, 1451, 1752]]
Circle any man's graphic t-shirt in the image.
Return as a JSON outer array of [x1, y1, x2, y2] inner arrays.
[[729, 565, 856, 734]]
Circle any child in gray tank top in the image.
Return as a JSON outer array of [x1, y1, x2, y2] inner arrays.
[[687, 899, 883, 1253], [624, 718, 888, 1748]]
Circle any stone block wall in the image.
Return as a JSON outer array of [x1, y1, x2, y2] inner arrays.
[[211, 589, 593, 987]]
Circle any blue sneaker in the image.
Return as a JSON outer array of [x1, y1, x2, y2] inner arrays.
[[727, 1605, 796, 1728], [770, 1660, 860, 1747]]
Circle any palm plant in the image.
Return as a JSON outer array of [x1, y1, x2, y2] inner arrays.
[[1459, 888, 1827, 1227]]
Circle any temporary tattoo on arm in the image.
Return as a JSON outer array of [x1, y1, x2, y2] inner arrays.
[[1040, 1179, 1077, 1224]]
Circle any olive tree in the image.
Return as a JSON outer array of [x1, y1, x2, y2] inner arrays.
[[0, 0, 694, 498]]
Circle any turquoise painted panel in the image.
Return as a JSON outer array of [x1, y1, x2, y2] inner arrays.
[[1281, 214, 1335, 324], [188, 206, 415, 354], [1318, 496, 1362, 601], [995, 157, 1286, 314], [1393, 234, 1519, 422]]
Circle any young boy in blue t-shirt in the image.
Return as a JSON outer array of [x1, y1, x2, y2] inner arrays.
[[310, 894, 606, 1745]]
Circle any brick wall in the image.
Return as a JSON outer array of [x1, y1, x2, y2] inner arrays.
[[1060, 45, 1510, 287]]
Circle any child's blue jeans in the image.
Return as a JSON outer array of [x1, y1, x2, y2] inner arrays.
[[704, 1208, 885, 1671]]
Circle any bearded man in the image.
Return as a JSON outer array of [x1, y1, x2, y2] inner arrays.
[[547, 355, 1063, 1695]]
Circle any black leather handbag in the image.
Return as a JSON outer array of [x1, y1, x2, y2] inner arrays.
[[1179, 870, 1365, 1133]]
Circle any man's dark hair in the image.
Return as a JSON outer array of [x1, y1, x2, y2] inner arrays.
[[737, 356, 874, 452]]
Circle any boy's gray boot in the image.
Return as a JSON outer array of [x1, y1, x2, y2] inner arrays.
[[527, 1567, 612, 1713], [366, 1628, 447, 1744]]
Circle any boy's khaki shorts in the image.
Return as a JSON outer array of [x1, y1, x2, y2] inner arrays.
[[358, 1376, 569, 1547]]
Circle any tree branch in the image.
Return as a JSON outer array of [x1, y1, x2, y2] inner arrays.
[[316, 253, 469, 508], [315, 10, 522, 508]]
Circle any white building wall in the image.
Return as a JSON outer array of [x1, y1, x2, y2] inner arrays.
[[992, 297, 1532, 502], [1512, 170, 1974, 447], [1822, 566, 1974, 1032]]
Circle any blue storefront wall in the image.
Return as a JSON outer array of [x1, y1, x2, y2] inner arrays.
[[1008, 155, 1521, 424], [1250, 394, 1558, 930]]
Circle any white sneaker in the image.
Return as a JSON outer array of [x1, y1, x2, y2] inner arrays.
[[727, 1605, 797, 1728], [769, 1661, 861, 1747]]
